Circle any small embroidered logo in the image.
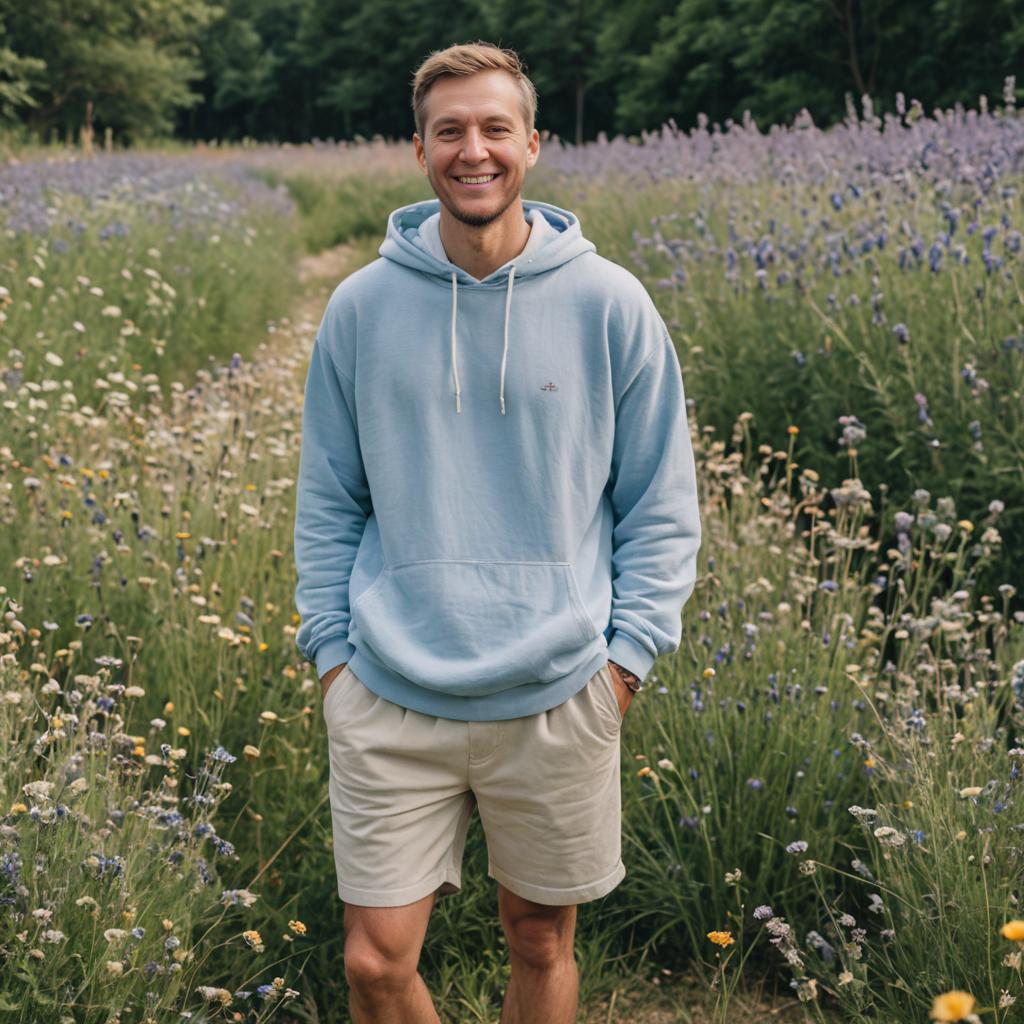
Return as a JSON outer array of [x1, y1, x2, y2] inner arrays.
[[540, 381, 559, 391]]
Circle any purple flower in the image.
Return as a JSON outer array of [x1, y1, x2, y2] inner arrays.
[[786, 840, 809, 854], [893, 323, 910, 343], [894, 511, 914, 533], [753, 905, 774, 920]]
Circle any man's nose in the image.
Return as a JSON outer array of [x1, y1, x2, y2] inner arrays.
[[460, 128, 488, 162]]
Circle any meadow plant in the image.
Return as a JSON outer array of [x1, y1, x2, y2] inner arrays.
[[0, 626, 308, 1021], [0, 153, 301, 442]]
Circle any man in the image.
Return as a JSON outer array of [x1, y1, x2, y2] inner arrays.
[[293, 40, 701, 1024]]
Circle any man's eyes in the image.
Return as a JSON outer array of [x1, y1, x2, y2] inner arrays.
[[439, 126, 509, 135]]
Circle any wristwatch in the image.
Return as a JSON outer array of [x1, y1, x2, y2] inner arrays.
[[609, 660, 643, 693]]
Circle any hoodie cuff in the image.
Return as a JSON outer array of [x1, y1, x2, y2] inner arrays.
[[606, 632, 656, 683], [314, 636, 355, 681]]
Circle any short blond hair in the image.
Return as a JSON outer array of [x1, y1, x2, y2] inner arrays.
[[411, 41, 538, 138]]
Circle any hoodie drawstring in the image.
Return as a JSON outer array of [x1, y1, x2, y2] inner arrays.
[[499, 264, 515, 416], [450, 271, 461, 413], [449, 265, 517, 416]]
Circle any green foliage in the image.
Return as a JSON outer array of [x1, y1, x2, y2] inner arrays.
[[2, 0, 1023, 143], [0, 0, 217, 141]]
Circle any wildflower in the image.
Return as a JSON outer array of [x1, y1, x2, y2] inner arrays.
[[792, 977, 818, 1002], [929, 990, 975, 1022], [287, 920, 307, 936], [724, 869, 742, 885], [753, 905, 773, 920], [197, 987, 233, 1006], [105, 961, 124, 976], [838, 970, 854, 986], [1001, 920, 1024, 941], [707, 931, 734, 947], [959, 786, 983, 798], [242, 929, 264, 952], [873, 826, 906, 847], [786, 840, 808, 854], [220, 888, 259, 908]]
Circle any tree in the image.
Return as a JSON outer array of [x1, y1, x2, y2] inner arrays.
[[1, 0, 217, 141]]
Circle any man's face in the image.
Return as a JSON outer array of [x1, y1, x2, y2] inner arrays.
[[413, 69, 540, 228]]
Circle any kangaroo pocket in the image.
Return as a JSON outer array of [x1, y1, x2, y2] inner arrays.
[[350, 559, 600, 694]]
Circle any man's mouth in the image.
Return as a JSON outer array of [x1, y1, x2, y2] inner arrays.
[[454, 173, 500, 186]]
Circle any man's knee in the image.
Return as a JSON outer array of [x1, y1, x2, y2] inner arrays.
[[343, 896, 433, 994], [499, 888, 577, 969]]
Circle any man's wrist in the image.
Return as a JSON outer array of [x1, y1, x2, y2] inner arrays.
[[609, 660, 642, 692]]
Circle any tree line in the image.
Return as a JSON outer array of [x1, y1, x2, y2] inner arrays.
[[1, 0, 1021, 146]]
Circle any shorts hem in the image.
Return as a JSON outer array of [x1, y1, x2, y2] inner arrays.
[[487, 858, 625, 906], [337, 868, 462, 908]]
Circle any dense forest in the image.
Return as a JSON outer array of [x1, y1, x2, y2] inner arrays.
[[0, 0, 1021, 145]]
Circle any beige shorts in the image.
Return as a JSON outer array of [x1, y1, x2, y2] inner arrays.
[[323, 662, 625, 907]]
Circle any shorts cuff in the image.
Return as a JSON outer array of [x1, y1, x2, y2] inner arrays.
[[488, 858, 625, 906], [337, 868, 461, 908]]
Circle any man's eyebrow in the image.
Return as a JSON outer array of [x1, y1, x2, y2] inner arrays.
[[431, 113, 514, 128]]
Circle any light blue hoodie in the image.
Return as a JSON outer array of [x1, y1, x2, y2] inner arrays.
[[293, 197, 701, 721]]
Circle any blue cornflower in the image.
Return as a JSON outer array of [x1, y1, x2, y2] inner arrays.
[[786, 840, 808, 854]]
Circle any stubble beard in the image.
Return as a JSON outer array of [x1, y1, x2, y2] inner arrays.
[[431, 168, 521, 228]]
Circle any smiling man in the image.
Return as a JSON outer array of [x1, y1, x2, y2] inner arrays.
[[293, 41, 702, 1024]]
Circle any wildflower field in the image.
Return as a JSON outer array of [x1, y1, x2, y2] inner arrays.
[[2, 90, 1024, 1024]]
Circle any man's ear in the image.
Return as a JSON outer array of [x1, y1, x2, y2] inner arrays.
[[526, 128, 540, 168], [413, 133, 429, 174]]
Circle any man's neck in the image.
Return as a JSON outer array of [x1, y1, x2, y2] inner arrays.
[[439, 201, 531, 281]]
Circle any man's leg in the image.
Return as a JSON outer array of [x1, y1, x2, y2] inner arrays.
[[497, 883, 579, 1024], [343, 891, 440, 1024]]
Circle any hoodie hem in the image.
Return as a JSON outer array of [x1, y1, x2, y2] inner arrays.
[[347, 644, 610, 722]]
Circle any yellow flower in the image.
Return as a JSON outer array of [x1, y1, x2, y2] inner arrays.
[[707, 930, 734, 947], [9, 803, 27, 815], [258, 642, 269, 652], [1001, 920, 1024, 942], [787, 425, 799, 435], [287, 919, 307, 935], [930, 990, 975, 1021]]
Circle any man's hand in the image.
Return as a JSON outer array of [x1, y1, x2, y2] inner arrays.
[[607, 661, 635, 719], [320, 662, 347, 701]]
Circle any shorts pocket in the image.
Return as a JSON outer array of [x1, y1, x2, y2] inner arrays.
[[321, 663, 354, 722], [351, 559, 599, 693], [595, 663, 624, 731]]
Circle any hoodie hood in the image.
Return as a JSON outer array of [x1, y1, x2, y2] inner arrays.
[[379, 198, 596, 416]]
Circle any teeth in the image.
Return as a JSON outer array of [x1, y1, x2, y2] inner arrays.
[[457, 175, 496, 184]]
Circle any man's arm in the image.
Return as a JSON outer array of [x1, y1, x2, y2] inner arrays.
[[605, 327, 702, 683], [294, 335, 371, 686]]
